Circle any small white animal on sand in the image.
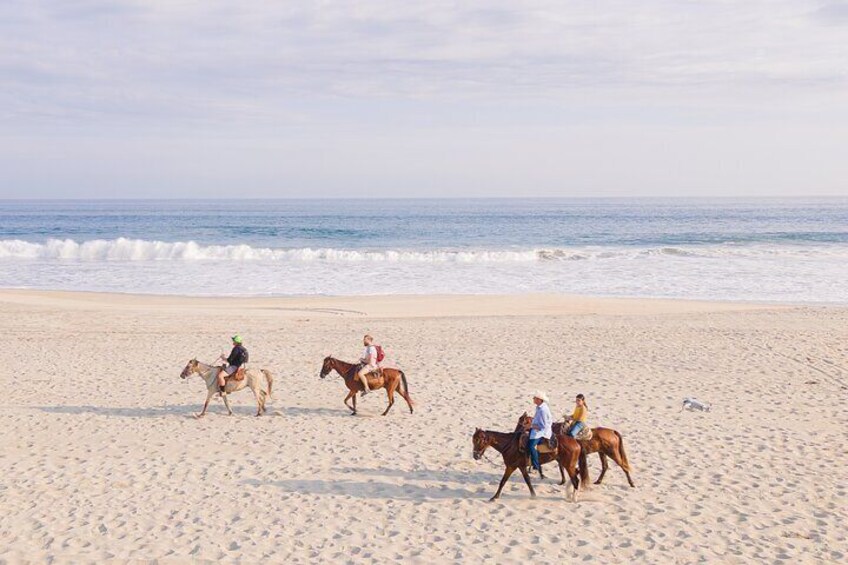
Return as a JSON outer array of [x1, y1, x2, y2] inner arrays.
[[682, 398, 711, 412]]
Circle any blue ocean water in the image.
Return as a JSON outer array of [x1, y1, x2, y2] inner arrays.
[[0, 198, 846, 302]]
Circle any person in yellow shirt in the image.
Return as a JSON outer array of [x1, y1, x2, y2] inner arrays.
[[565, 394, 589, 438]]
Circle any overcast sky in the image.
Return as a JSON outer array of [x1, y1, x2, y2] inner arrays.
[[1, 1, 847, 198]]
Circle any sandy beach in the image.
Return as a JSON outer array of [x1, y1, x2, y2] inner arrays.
[[1, 290, 846, 564]]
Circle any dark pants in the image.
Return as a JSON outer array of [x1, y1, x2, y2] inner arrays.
[[528, 437, 543, 470]]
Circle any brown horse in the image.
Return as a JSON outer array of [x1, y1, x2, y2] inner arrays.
[[519, 414, 635, 488], [472, 415, 586, 502], [319, 356, 414, 416], [576, 427, 635, 487]]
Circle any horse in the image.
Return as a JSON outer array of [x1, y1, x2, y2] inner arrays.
[[180, 359, 274, 418], [576, 427, 635, 487], [319, 356, 413, 416], [520, 414, 635, 488], [472, 414, 586, 502]]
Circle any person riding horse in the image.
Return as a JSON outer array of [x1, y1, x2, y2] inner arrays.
[[217, 335, 249, 395], [356, 334, 381, 396], [525, 391, 553, 478], [564, 393, 589, 437]]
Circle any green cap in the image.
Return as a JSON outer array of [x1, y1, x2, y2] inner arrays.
[[231, 335, 243, 344]]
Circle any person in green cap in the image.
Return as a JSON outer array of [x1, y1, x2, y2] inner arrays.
[[217, 335, 249, 394]]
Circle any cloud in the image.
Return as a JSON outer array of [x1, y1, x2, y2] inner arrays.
[[1, 1, 845, 130], [0, 1, 846, 197]]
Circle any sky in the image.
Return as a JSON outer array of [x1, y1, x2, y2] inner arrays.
[[1, 0, 847, 198]]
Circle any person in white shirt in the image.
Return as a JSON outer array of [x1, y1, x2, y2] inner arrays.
[[357, 334, 379, 396], [527, 391, 553, 478]]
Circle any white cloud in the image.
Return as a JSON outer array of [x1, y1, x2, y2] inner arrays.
[[0, 1, 846, 196]]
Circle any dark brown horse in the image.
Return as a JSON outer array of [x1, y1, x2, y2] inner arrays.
[[320, 356, 414, 416], [518, 414, 635, 488], [472, 415, 586, 502]]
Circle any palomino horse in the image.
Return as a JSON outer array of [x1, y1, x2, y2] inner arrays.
[[472, 414, 586, 502], [319, 356, 413, 416], [180, 359, 274, 417], [520, 414, 635, 488]]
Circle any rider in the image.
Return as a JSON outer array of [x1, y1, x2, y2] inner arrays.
[[565, 393, 589, 438], [356, 334, 379, 396], [527, 391, 553, 477], [218, 335, 249, 394]]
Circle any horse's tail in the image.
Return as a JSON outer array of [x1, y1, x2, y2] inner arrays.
[[261, 369, 274, 400], [615, 430, 631, 472], [399, 371, 414, 406]]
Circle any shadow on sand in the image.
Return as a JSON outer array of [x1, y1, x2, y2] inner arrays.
[[282, 406, 354, 418], [35, 404, 259, 418], [334, 466, 503, 485], [241, 477, 484, 501]]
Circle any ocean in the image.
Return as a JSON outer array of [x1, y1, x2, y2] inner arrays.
[[0, 198, 845, 303]]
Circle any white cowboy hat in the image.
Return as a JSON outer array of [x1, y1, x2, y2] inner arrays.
[[532, 390, 548, 403]]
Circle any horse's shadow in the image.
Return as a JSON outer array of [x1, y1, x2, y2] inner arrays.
[[241, 477, 484, 501], [334, 466, 502, 485], [35, 404, 256, 418], [282, 406, 352, 418]]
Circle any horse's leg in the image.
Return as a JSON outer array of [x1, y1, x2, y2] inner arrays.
[[222, 392, 233, 416], [558, 460, 566, 486], [351, 390, 358, 415], [397, 376, 414, 414], [491, 466, 516, 501], [567, 454, 581, 502], [381, 384, 395, 417], [518, 465, 537, 498], [608, 447, 635, 488], [198, 390, 213, 418], [343, 390, 356, 414], [252, 385, 263, 417], [596, 453, 609, 485]]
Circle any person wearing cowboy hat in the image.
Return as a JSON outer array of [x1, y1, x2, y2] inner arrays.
[[217, 334, 249, 395], [527, 390, 553, 477]]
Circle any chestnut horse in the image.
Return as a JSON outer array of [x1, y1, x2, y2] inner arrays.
[[319, 356, 414, 416], [472, 414, 587, 502], [577, 427, 635, 487], [519, 414, 635, 488]]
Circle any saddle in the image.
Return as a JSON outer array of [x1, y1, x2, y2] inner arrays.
[[353, 364, 384, 389], [560, 419, 593, 442], [226, 367, 246, 383], [575, 426, 593, 441], [518, 433, 558, 454]]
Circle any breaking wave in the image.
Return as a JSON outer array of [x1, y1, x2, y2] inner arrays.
[[1, 238, 846, 263]]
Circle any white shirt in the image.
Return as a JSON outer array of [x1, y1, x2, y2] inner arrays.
[[361, 345, 378, 366], [529, 402, 553, 440]]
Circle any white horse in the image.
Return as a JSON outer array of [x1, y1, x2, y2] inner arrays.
[[180, 359, 274, 417]]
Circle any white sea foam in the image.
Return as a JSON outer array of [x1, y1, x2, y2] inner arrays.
[[1, 238, 846, 302], [1, 238, 846, 263]]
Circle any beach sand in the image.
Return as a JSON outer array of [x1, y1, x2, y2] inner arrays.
[[1, 290, 846, 563]]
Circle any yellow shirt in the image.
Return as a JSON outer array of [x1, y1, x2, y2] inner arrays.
[[571, 406, 588, 423]]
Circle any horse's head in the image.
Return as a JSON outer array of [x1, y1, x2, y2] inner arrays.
[[516, 411, 531, 432], [472, 428, 491, 460], [180, 359, 199, 379], [320, 356, 334, 379]]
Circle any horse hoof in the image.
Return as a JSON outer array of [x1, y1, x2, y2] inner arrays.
[[594, 480, 602, 485], [488, 497, 498, 502]]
